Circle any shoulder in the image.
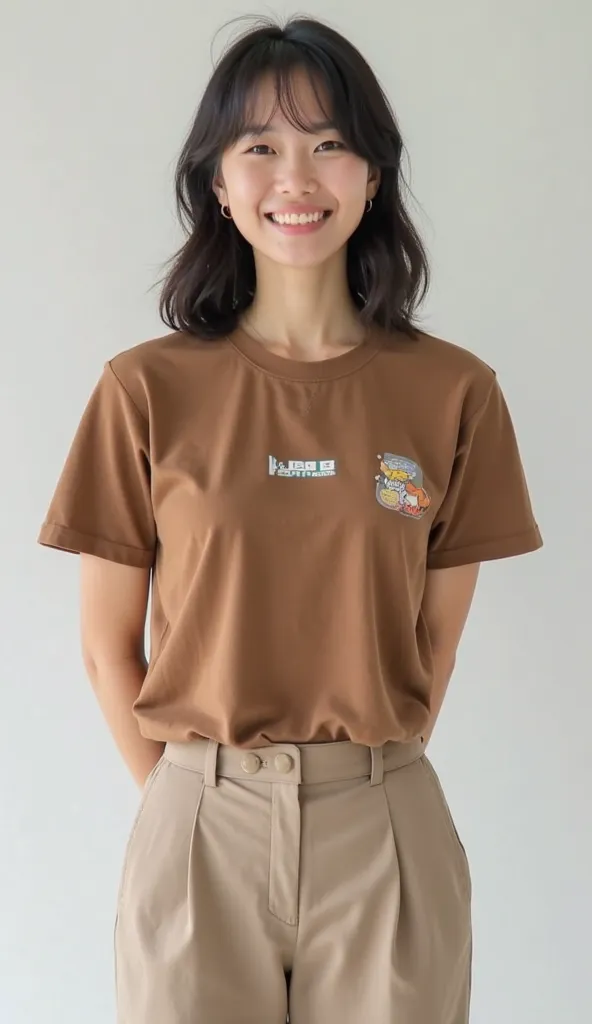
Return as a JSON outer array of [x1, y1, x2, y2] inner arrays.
[[105, 329, 231, 417], [376, 325, 498, 419], [108, 329, 210, 375]]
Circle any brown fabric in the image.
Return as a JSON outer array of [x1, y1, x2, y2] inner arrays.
[[115, 735, 472, 1023], [38, 325, 542, 746]]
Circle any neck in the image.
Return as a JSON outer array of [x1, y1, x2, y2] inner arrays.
[[240, 250, 366, 358]]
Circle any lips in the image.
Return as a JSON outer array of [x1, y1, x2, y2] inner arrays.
[[264, 210, 332, 220], [264, 203, 332, 214]]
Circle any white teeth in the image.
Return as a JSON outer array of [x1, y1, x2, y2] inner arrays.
[[270, 211, 326, 225]]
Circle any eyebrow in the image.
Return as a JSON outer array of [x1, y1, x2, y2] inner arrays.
[[240, 119, 337, 137]]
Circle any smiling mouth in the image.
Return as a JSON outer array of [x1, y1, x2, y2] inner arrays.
[[264, 211, 333, 224]]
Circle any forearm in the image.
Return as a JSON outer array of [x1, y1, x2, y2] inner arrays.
[[85, 653, 165, 787], [422, 649, 457, 749], [420, 563, 480, 748]]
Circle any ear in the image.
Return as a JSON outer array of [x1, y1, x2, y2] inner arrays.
[[211, 174, 227, 206], [367, 166, 381, 200]]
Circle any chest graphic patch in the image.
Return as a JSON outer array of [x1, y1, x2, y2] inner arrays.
[[375, 453, 431, 518]]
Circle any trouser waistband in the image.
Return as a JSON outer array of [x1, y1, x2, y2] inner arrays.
[[164, 735, 425, 788]]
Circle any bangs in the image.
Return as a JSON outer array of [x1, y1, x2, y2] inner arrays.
[[218, 47, 356, 151]]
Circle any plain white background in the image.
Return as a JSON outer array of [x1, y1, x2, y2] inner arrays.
[[2, 2, 590, 1022]]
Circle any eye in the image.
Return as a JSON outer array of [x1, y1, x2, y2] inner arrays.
[[316, 140, 346, 152], [244, 140, 346, 155]]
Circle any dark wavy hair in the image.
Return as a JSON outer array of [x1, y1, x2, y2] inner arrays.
[[157, 14, 431, 341]]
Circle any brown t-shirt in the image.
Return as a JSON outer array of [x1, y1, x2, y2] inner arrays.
[[38, 325, 543, 747]]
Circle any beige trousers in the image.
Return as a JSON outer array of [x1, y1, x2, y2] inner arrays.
[[115, 736, 472, 1023]]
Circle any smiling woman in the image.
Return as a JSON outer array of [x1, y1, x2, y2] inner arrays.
[[36, 12, 543, 1024]]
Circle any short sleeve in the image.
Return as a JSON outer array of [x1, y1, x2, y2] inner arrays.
[[37, 361, 156, 568], [427, 373, 543, 570]]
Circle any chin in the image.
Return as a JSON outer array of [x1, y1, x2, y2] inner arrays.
[[255, 237, 347, 268]]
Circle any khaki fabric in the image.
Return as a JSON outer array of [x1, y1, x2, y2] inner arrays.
[[115, 736, 472, 1023], [38, 325, 542, 747]]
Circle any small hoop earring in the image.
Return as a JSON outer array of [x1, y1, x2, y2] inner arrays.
[[365, 199, 373, 213], [221, 204, 233, 220]]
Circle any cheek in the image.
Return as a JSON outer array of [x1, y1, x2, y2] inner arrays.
[[324, 157, 368, 202], [226, 164, 268, 209]]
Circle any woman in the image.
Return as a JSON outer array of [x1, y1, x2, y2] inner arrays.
[[38, 15, 543, 1024]]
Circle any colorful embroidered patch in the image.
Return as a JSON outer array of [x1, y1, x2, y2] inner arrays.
[[375, 453, 431, 518]]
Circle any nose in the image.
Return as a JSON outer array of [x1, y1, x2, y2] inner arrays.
[[275, 152, 318, 197]]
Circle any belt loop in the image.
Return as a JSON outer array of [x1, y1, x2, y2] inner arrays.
[[369, 745, 384, 786], [204, 739, 219, 787]]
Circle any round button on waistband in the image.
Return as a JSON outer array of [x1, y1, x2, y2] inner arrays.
[[274, 753, 294, 774], [241, 753, 262, 774]]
